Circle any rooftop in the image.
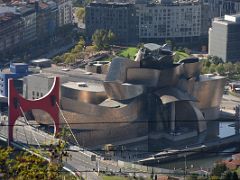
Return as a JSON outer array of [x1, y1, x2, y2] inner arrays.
[[199, 74, 225, 82], [31, 58, 52, 63], [214, 14, 240, 25], [11, 63, 28, 66], [62, 81, 105, 92]]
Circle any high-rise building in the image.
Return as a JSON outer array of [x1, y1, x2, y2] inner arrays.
[[34, 0, 58, 38], [0, 4, 36, 52], [85, 2, 138, 44], [54, 0, 73, 26], [209, 14, 240, 62], [0, 12, 23, 52], [136, 1, 202, 42]]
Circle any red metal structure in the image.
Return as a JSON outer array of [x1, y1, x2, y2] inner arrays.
[[8, 77, 60, 145]]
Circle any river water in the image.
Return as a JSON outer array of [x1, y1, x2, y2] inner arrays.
[[157, 121, 239, 171]]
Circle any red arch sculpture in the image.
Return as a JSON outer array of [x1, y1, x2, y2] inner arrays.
[[8, 77, 60, 145]]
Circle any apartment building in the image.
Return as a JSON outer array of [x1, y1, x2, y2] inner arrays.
[[86, 2, 138, 44], [0, 12, 23, 52], [0, 4, 36, 52], [136, 1, 202, 42], [34, 0, 58, 38], [54, 0, 73, 26]]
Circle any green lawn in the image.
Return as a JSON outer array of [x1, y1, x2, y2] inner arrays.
[[174, 51, 190, 62], [118, 47, 139, 60], [101, 175, 129, 180]]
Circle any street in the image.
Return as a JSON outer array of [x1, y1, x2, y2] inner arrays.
[[0, 117, 148, 180]]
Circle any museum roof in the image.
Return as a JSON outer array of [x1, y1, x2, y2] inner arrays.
[[62, 81, 105, 92]]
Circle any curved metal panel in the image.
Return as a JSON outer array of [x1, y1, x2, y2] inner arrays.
[[189, 102, 206, 133], [158, 64, 182, 87], [61, 82, 107, 104], [175, 101, 205, 132], [105, 57, 140, 82], [134, 48, 144, 62], [180, 60, 202, 79], [193, 75, 226, 109], [60, 96, 145, 119], [140, 55, 174, 70], [126, 68, 160, 87], [103, 81, 144, 100], [155, 87, 197, 104], [176, 77, 196, 94]]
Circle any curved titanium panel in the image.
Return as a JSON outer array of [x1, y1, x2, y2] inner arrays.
[[180, 60, 202, 79], [134, 48, 144, 62], [60, 96, 145, 121], [189, 102, 206, 133], [193, 75, 226, 109], [126, 65, 182, 88], [140, 55, 174, 70], [105, 57, 140, 82], [175, 101, 205, 132], [176, 77, 196, 94], [155, 87, 197, 104], [158, 64, 182, 87], [61, 82, 107, 104], [103, 81, 144, 100], [126, 68, 160, 87]]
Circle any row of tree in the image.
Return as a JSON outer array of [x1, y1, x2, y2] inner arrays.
[[187, 163, 239, 180], [201, 56, 240, 79], [0, 145, 75, 180], [53, 37, 86, 64], [52, 29, 116, 65]]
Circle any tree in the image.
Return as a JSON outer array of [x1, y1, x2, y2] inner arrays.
[[65, 54, 77, 64], [53, 56, 64, 64], [75, 7, 85, 23], [209, 64, 217, 74], [211, 163, 227, 177], [221, 171, 232, 180], [202, 59, 211, 68], [107, 30, 116, 45], [71, 38, 85, 54], [13, 151, 48, 179], [231, 172, 238, 180], [216, 63, 225, 76], [92, 29, 116, 50], [209, 56, 224, 65], [0, 147, 14, 179]]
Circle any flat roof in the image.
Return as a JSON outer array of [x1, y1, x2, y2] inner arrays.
[[62, 81, 105, 92], [144, 43, 161, 51], [42, 66, 106, 81], [11, 63, 28, 65], [31, 58, 51, 63], [200, 74, 225, 81], [29, 73, 56, 79]]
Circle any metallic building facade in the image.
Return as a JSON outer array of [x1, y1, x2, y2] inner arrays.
[[27, 43, 226, 147]]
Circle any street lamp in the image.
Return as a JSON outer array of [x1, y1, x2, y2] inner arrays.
[[184, 146, 188, 180]]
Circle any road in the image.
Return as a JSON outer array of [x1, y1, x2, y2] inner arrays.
[[0, 118, 148, 180], [220, 93, 240, 114]]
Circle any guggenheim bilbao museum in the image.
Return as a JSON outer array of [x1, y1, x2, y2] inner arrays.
[[33, 43, 226, 148]]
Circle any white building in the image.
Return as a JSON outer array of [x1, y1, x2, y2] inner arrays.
[[136, 1, 201, 42], [55, 0, 73, 26]]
